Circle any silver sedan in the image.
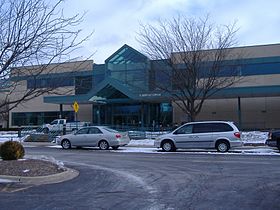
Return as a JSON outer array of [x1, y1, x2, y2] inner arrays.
[[57, 126, 130, 150]]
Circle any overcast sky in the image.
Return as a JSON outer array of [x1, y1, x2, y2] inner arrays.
[[63, 0, 280, 64]]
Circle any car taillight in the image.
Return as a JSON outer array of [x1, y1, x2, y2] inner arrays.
[[268, 132, 272, 139], [116, 134, 121, 138], [234, 132, 241, 139]]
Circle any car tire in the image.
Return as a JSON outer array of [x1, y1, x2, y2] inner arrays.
[[61, 139, 71, 149], [216, 140, 230, 152], [99, 140, 109, 150], [42, 128, 49, 134], [112, 146, 119, 150], [162, 140, 176, 152]]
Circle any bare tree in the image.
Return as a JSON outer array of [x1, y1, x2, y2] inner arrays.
[[0, 0, 93, 113], [138, 15, 243, 121]]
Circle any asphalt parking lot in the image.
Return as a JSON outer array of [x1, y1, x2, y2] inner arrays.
[[1, 145, 280, 210]]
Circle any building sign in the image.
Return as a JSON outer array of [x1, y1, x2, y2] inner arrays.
[[139, 93, 161, 97], [160, 103, 172, 112]]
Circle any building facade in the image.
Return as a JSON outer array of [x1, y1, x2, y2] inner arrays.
[[8, 44, 280, 130]]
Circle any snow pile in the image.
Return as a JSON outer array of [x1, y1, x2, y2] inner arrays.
[[0, 134, 20, 143], [241, 131, 268, 144], [128, 139, 154, 147]]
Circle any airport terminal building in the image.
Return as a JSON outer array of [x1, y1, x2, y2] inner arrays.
[[7, 44, 280, 130]]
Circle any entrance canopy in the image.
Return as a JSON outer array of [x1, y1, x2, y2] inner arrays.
[[44, 77, 169, 105]]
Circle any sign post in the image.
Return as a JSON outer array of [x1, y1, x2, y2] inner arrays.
[[73, 101, 79, 129]]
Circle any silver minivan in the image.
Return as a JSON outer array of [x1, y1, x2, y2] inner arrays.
[[154, 121, 242, 152]]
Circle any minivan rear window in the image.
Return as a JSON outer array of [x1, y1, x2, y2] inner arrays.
[[211, 123, 233, 132]]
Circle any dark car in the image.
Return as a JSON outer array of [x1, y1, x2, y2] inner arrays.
[[265, 130, 280, 151]]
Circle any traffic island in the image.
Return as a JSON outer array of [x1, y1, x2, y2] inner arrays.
[[0, 158, 79, 192]]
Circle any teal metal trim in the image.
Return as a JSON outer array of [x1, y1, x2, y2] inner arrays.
[[44, 77, 141, 104], [44, 85, 280, 105], [233, 56, 280, 65], [86, 77, 138, 99]]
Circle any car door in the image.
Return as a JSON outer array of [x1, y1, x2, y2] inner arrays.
[[192, 123, 214, 148], [72, 128, 89, 146], [86, 127, 104, 147], [172, 124, 194, 148]]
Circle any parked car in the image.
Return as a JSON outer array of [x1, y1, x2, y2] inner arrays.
[[56, 126, 130, 150], [154, 121, 242, 152], [41, 119, 91, 134], [265, 130, 280, 151]]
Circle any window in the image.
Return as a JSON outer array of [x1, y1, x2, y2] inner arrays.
[[193, 123, 212, 133], [76, 128, 89, 135], [27, 77, 74, 89], [175, 125, 193, 134], [50, 120, 58, 125], [88, 127, 102, 134], [75, 76, 92, 94], [12, 111, 74, 126]]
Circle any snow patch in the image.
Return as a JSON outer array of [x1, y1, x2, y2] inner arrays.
[[241, 131, 268, 144]]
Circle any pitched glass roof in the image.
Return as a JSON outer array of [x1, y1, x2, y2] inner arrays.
[[106, 44, 148, 64]]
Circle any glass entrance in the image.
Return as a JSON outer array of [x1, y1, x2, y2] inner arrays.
[[113, 115, 139, 127], [113, 104, 141, 127], [92, 103, 173, 128]]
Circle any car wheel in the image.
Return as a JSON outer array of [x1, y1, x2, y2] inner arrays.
[[42, 128, 49, 134], [112, 146, 119, 150], [162, 140, 175, 152], [61, 139, 71, 149], [216, 141, 229, 152], [99, 140, 109, 150]]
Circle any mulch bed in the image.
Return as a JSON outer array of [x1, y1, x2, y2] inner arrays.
[[0, 159, 65, 177]]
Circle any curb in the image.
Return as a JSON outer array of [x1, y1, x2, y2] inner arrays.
[[0, 167, 79, 185]]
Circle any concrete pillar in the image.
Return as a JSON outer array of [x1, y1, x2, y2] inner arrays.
[[59, 104, 63, 119]]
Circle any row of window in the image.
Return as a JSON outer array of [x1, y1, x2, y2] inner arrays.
[[27, 75, 93, 95], [26, 60, 280, 93], [27, 77, 74, 89], [12, 111, 74, 126]]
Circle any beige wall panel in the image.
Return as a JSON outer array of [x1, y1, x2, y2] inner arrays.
[[173, 96, 280, 130], [172, 44, 280, 63], [11, 60, 93, 77], [237, 75, 280, 87]]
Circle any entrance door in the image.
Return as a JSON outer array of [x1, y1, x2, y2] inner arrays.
[[113, 115, 139, 127]]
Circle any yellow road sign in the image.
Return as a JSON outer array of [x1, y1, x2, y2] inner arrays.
[[73, 101, 79, 113]]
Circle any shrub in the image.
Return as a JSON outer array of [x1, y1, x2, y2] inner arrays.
[[0, 141, 25, 160]]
